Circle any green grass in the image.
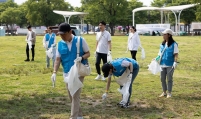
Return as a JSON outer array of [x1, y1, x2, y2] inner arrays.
[[0, 35, 201, 119]]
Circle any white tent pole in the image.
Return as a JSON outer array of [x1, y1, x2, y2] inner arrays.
[[63, 15, 67, 23], [68, 16, 71, 24], [161, 10, 163, 24], [178, 10, 183, 36], [171, 10, 177, 35], [133, 12, 135, 26]]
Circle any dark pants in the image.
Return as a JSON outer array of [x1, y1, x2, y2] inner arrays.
[[26, 43, 35, 60], [120, 65, 139, 104], [130, 50, 137, 60], [95, 52, 107, 75]]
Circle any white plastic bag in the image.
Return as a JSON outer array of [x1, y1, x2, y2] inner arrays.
[[116, 68, 130, 86], [107, 53, 112, 62], [118, 78, 131, 104], [148, 60, 162, 75], [28, 41, 32, 50], [45, 47, 53, 59], [64, 63, 83, 96], [141, 48, 145, 60]]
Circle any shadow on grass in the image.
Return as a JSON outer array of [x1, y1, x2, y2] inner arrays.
[[0, 92, 165, 119]]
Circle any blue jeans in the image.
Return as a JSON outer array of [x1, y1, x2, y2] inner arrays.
[[46, 48, 56, 68], [120, 65, 139, 103]]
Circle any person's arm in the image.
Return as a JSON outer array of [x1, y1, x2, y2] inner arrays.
[[129, 62, 133, 73], [53, 57, 61, 73], [108, 33, 112, 51], [108, 41, 111, 51], [82, 51, 90, 60], [43, 35, 46, 48], [174, 53, 178, 62], [32, 32, 36, 43], [81, 37, 90, 59], [105, 76, 112, 93]]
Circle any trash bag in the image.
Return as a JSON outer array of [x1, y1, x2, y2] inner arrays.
[[141, 48, 145, 60], [28, 41, 32, 50], [45, 47, 53, 59], [118, 78, 131, 104], [107, 53, 112, 62], [148, 59, 162, 75], [116, 68, 130, 86], [64, 63, 83, 96]]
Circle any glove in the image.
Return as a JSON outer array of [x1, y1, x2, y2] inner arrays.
[[102, 93, 107, 100], [51, 73, 56, 88], [108, 51, 111, 54], [172, 62, 177, 69], [74, 57, 82, 62]]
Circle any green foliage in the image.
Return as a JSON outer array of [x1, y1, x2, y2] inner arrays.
[[26, 0, 73, 26]]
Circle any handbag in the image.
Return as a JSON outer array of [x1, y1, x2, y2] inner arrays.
[[76, 36, 91, 76]]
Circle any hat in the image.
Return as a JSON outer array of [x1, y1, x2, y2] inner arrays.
[[58, 23, 71, 34], [102, 63, 111, 78], [162, 29, 173, 35]]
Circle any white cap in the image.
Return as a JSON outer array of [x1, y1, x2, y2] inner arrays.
[[162, 29, 173, 35]]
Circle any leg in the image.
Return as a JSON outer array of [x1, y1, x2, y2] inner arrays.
[[130, 50, 137, 60], [26, 43, 29, 60], [95, 52, 102, 75], [31, 45, 35, 60], [160, 67, 167, 92], [166, 67, 174, 93], [46, 55, 50, 68], [102, 53, 107, 64], [66, 77, 84, 119], [127, 66, 139, 103], [52, 48, 56, 68]]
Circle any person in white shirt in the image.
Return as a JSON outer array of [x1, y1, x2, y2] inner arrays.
[[43, 27, 56, 68], [127, 26, 141, 60], [95, 21, 112, 80], [25, 25, 36, 61], [51, 23, 90, 119], [156, 29, 179, 98]]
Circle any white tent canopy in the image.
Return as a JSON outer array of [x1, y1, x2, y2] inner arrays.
[[53, 10, 88, 32], [132, 4, 198, 35]]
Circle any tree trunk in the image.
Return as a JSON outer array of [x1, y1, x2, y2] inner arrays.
[[87, 23, 89, 34], [109, 22, 114, 36], [126, 24, 129, 34]]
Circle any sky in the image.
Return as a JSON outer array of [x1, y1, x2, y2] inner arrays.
[[15, 0, 153, 7]]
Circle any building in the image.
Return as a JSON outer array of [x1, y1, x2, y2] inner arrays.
[[0, 0, 14, 3]]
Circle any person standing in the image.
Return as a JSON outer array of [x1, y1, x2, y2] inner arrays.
[[51, 23, 90, 119], [24, 25, 36, 61], [127, 26, 141, 60], [43, 27, 56, 68], [101, 57, 139, 108], [95, 21, 111, 80], [157, 29, 179, 98]]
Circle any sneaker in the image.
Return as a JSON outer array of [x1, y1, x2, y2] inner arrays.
[[24, 59, 30, 62], [117, 101, 124, 106], [31, 59, 34, 61], [159, 92, 167, 97], [167, 93, 172, 98], [101, 76, 106, 80], [95, 75, 101, 80], [121, 103, 129, 108]]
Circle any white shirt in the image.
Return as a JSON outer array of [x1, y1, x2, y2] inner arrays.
[[27, 31, 32, 42], [96, 30, 111, 54], [128, 32, 141, 51], [56, 35, 89, 57]]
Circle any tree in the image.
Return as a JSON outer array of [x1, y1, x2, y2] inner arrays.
[[81, 0, 129, 36], [0, 7, 21, 34], [26, 0, 73, 26]]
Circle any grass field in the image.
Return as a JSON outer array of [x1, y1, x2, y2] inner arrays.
[[0, 35, 201, 119]]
